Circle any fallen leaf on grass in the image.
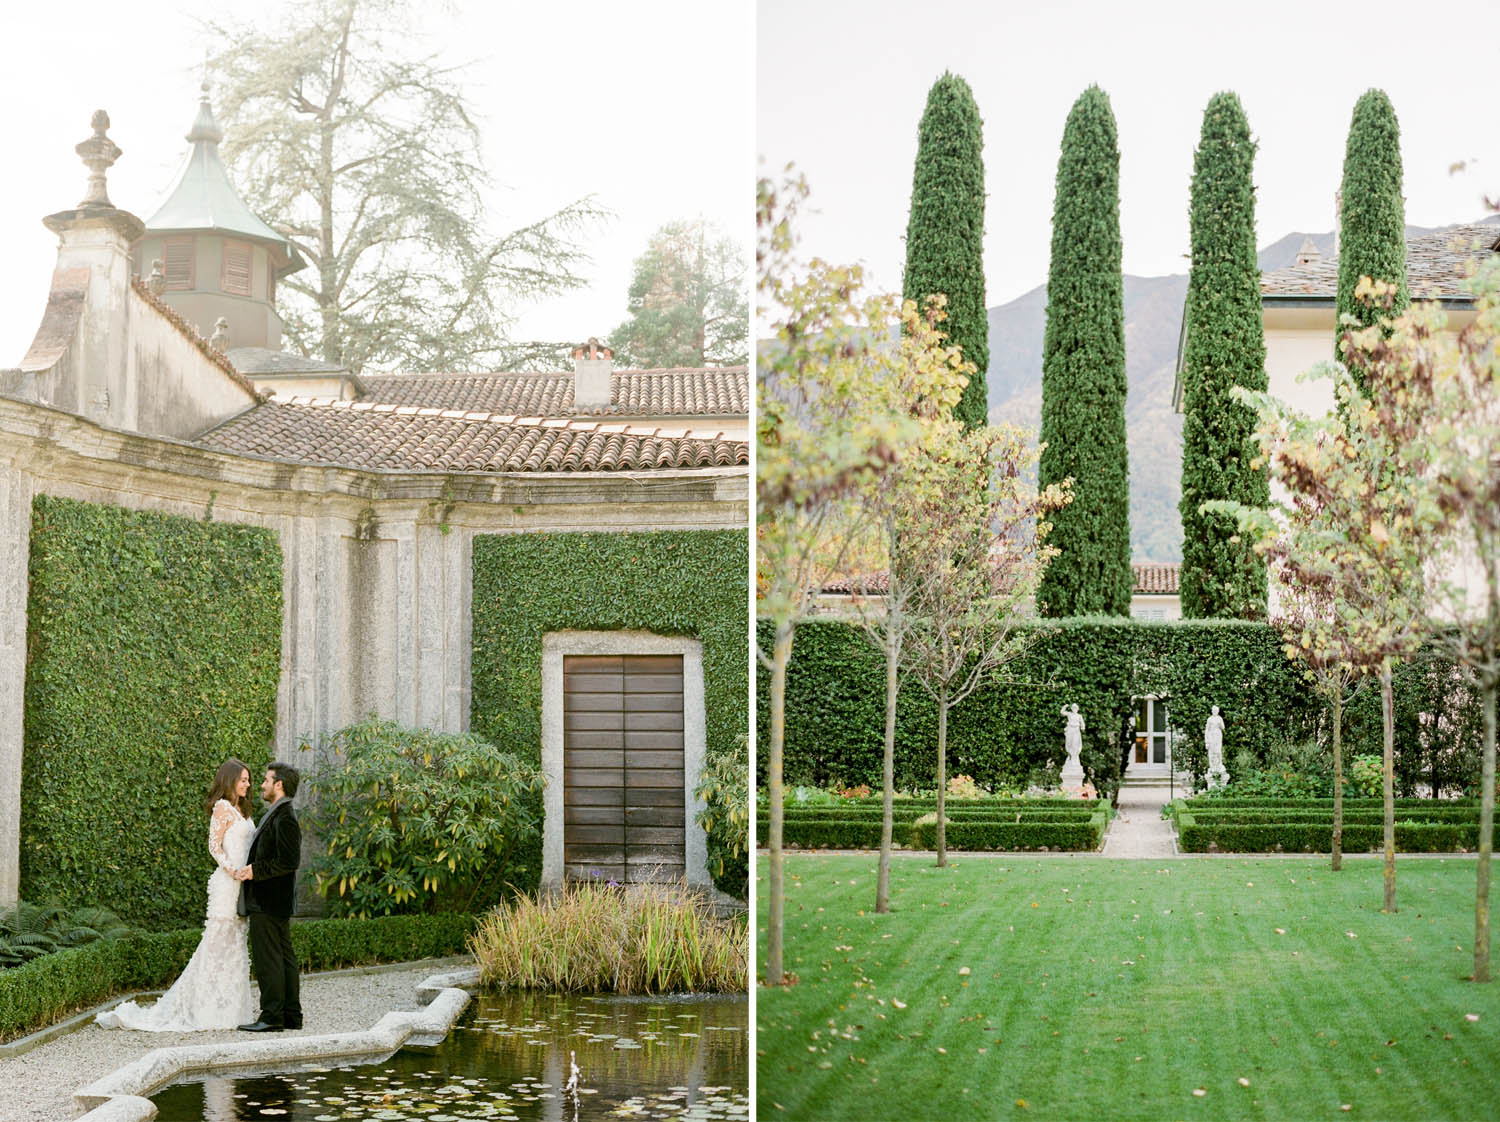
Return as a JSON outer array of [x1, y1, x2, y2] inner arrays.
[[958, 967, 971, 976], [1237, 1078, 1250, 1087], [1192, 1088, 1207, 1097], [891, 999, 906, 1009], [1466, 1013, 1480, 1022], [1346, 931, 1358, 939], [1274, 928, 1286, 935]]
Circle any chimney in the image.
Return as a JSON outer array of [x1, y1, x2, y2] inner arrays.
[[571, 337, 613, 411], [1295, 236, 1322, 267]]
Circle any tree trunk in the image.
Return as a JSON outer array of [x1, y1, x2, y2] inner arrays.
[[1382, 659, 1397, 914], [318, 120, 339, 365], [766, 621, 793, 985], [1475, 673, 1496, 982], [876, 619, 898, 914], [936, 686, 949, 868], [1332, 689, 1344, 873]]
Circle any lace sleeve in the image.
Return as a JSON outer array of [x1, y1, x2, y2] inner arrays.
[[209, 799, 239, 873]]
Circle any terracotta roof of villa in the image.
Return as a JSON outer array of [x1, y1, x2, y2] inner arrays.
[[1261, 223, 1500, 300], [195, 397, 747, 473], [357, 366, 749, 417], [1131, 562, 1180, 595], [824, 563, 1182, 598]]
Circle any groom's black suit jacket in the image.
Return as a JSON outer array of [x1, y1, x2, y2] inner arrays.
[[240, 799, 301, 919]]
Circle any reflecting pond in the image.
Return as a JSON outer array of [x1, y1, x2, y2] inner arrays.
[[149, 991, 747, 1121]]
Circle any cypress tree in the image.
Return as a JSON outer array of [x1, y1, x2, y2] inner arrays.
[[1337, 89, 1408, 393], [903, 72, 988, 430], [1036, 85, 1131, 617], [1179, 92, 1268, 620]]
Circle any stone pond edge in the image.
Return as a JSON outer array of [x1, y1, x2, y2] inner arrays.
[[72, 965, 482, 1120]]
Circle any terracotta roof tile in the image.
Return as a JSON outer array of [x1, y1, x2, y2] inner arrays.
[[1132, 562, 1180, 595], [1261, 223, 1498, 300], [194, 397, 747, 473], [356, 366, 748, 417]]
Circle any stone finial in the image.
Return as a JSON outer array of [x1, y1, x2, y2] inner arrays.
[[75, 110, 123, 209], [571, 336, 613, 362], [147, 259, 166, 296], [209, 317, 230, 350]]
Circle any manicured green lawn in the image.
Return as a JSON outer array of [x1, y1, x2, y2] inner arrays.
[[757, 854, 1500, 1121]]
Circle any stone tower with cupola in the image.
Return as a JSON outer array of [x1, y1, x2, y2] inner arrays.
[[132, 87, 305, 352]]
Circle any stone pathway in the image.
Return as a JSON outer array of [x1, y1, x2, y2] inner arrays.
[[0, 957, 469, 1122], [1102, 784, 1178, 858]]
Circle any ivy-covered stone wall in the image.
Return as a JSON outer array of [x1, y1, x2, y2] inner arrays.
[[471, 530, 749, 897], [20, 495, 283, 930]]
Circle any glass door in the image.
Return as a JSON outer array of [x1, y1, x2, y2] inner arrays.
[[1131, 697, 1169, 769]]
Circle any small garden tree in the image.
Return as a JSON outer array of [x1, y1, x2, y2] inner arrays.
[[900, 425, 1069, 866], [902, 72, 989, 430], [1336, 89, 1409, 392], [756, 174, 968, 981], [1339, 252, 1500, 979], [1180, 91, 1268, 620], [1037, 85, 1131, 616]]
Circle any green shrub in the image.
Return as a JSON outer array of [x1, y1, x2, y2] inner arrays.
[[305, 719, 542, 918], [21, 494, 282, 930], [0, 913, 475, 1043], [472, 530, 748, 897], [1177, 818, 1499, 854], [695, 738, 749, 899], [1216, 739, 1334, 799], [1349, 754, 1384, 798], [470, 882, 746, 994]]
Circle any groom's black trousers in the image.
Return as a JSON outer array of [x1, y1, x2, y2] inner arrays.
[[248, 912, 301, 1026]]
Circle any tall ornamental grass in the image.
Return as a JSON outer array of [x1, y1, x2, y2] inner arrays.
[[470, 882, 747, 994]]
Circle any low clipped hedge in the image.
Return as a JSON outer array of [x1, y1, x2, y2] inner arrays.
[[1172, 800, 1500, 854], [758, 800, 1109, 851], [908, 813, 1109, 852], [1186, 797, 1477, 809], [0, 913, 476, 1043]]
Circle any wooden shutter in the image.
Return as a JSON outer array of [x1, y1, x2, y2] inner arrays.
[[562, 654, 685, 884], [221, 240, 252, 297], [163, 237, 194, 290]]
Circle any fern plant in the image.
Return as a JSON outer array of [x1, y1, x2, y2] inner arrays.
[[0, 901, 135, 967]]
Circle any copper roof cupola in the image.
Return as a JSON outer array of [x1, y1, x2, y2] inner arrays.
[[132, 86, 305, 353]]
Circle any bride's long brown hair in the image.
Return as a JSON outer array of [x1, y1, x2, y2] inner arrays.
[[205, 758, 255, 819]]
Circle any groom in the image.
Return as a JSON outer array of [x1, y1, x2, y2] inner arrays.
[[236, 762, 303, 1032]]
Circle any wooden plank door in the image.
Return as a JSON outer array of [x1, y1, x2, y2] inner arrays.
[[562, 654, 685, 884]]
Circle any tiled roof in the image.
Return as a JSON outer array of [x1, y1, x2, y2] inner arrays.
[[826, 564, 1181, 597], [195, 398, 748, 473], [1261, 223, 1499, 300], [357, 366, 748, 417], [130, 278, 265, 401], [821, 572, 890, 595], [1132, 562, 1180, 595]]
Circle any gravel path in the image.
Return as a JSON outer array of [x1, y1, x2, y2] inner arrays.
[[1101, 784, 1177, 858], [0, 958, 469, 1122]]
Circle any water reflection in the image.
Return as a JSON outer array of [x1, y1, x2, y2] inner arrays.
[[150, 990, 747, 1121]]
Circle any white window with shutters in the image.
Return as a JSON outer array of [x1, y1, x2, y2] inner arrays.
[[221, 240, 252, 297], [163, 236, 194, 291]]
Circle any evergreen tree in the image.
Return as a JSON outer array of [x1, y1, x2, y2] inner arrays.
[[902, 72, 989, 430], [1179, 92, 1269, 620], [1337, 89, 1409, 393], [1036, 86, 1131, 617]]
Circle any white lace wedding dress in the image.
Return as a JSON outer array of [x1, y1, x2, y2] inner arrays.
[[97, 799, 258, 1031]]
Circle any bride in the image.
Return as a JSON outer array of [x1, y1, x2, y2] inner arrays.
[[97, 759, 258, 1031]]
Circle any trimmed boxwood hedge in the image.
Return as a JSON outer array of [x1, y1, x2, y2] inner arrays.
[[908, 814, 1108, 852], [0, 912, 475, 1043], [21, 495, 283, 930], [471, 530, 749, 898], [759, 619, 1486, 797], [1172, 799, 1499, 853], [758, 618, 1318, 795]]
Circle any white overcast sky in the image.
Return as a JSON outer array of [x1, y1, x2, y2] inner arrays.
[[0, 0, 751, 367], [759, 0, 1500, 307]]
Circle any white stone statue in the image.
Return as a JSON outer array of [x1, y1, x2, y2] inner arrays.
[[1205, 705, 1229, 789], [1059, 703, 1086, 790]]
